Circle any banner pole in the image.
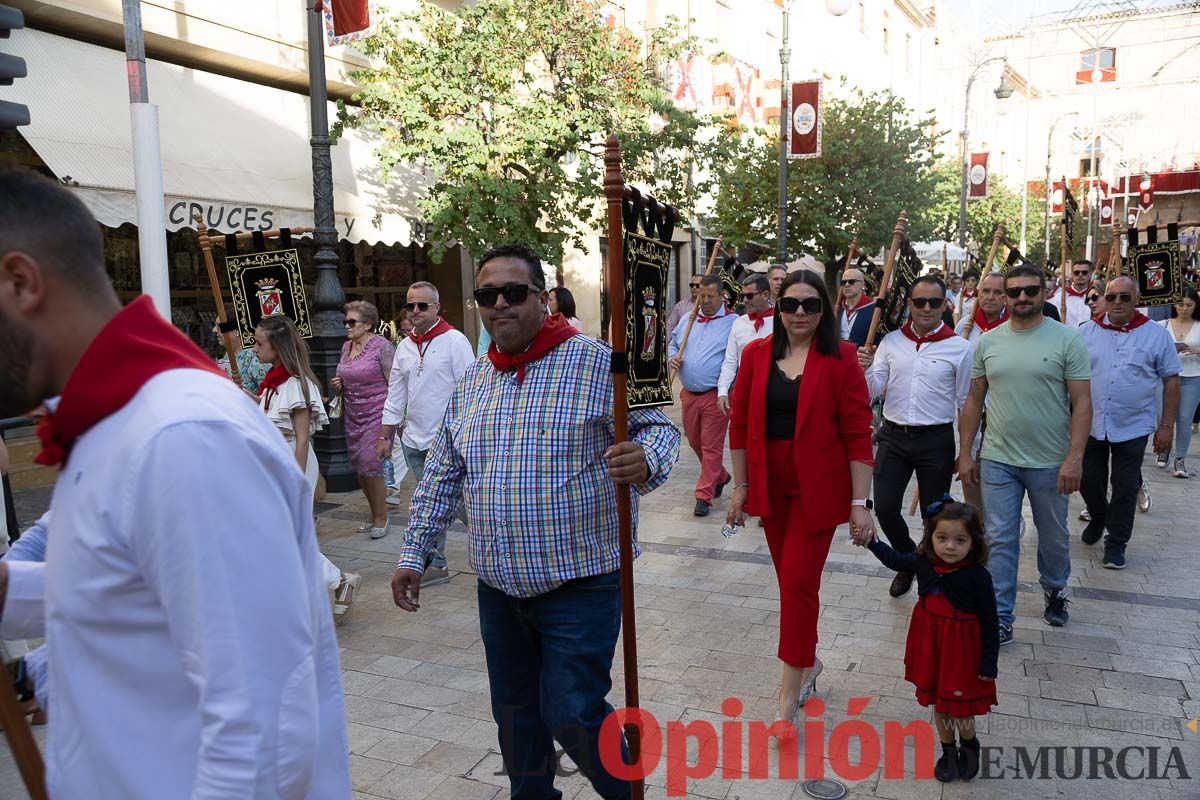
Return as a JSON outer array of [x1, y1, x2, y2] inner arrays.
[[0, 673, 47, 800], [669, 236, 723, 386], [1060, 176, 1069, 320], [864, 212, 908, 349], [195, 214, 242, 388], [603, 134, 644, 800]]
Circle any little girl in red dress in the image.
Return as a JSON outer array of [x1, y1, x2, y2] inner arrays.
[[854, 496, 999, 782]]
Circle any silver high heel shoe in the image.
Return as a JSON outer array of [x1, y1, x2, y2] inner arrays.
[[797, 657, 824, 705]]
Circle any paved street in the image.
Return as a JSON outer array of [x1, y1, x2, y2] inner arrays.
[[2, 406, 1199, 799]]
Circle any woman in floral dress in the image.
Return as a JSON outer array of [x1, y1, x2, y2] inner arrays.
[[332, 301, 395, 537]]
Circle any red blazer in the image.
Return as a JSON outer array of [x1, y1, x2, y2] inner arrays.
[[728, 337, 874, 533]]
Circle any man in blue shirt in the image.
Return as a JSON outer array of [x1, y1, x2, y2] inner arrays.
[[669, 274, 738, 516], [1078, 276, 1181, 569]]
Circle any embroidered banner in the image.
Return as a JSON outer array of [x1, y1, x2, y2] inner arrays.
[[968, 153, 989, 200], [226, 249, 312, 345], [788, 80, 822, 160], [1126, 240, 1184, 307], [876, 238, 923, 335], [623, 231, 673, 409]]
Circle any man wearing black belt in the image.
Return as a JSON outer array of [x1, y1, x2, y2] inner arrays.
[[858, 276, 973, 597]]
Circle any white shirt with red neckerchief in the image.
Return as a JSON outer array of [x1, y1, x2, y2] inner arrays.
[[1046, 286, 1091, 328]]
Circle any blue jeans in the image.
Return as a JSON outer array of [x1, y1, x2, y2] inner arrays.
[[477, 573, 630, 800], [401, 443, 466, 569], [1175, 376, 1200, 460], [980, 459, 1071, 628]]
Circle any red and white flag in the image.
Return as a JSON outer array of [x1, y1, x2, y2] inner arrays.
[[321, 0, 373, 46], [967, 153, 988, 200], [787, 80, 821, 160], [1050, 181, 1065, 214], [1137, 176, 1155, 213], [1099, 197, 1114, 227]]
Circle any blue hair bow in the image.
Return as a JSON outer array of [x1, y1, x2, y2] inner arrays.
[[923, 493, 957, 519]]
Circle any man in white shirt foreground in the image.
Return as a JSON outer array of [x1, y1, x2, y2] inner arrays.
[[717, 274, 774, 414], [858, 276, 972, 598], [0, 166, 349, 798], [376, 280, 475, 583]]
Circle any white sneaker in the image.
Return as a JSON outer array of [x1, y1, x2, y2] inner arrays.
[[1156, 452, 1170, 469], [1137, 482, 1152, 513], [385, 491, 401, 506], [1174, 459, 1190, 479]]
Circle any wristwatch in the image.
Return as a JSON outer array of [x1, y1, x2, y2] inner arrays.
[[850, 498, 873, 510]]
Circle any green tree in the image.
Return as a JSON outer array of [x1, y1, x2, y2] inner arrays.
[[924, 159, 1027, 269], [334, 0, 715, 265], [706, 86, 939, 279]]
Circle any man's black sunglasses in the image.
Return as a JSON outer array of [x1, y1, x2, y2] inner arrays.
[[689, 282, 702, 289], [1005, 286, 1042, 299], [473, 284, 540, 308], [840, 279, 861, 286], [404, 301, 433, 312], [741, 289, 767, 301], [910, 297, 945, 309], [1105, 292, 1134, 303], [777, 296, 823, 315]]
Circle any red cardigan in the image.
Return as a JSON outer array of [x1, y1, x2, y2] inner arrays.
[[728, 337, 874, 533]]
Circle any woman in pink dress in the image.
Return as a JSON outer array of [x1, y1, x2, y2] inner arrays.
[[332, 301, 396, 538]]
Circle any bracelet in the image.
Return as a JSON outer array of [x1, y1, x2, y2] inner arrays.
[[733, 482, 749, 489]]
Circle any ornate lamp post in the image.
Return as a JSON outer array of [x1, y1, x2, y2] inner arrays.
[[957, 58, 1013, 250], [306, 1, 355, 492]]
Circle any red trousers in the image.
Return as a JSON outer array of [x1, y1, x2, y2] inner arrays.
[[762, 439, 835, 668], [680, 388, 730, 501]]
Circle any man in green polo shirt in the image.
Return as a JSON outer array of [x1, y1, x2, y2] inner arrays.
[[957, 264, 1093, 645]]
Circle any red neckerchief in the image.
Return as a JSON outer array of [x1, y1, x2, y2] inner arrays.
[[973, 305, 1009, 333], [1065, 285, 1090, 298], [1094, 312, 1151, 333], [901, 321, 956, 350], [696, 308, 728, 323], [257, 363, 292, 408], [410, 318, 452, 346], [840, 293, 872, 314], [35, 295, 223, 467], [487, 313, 579, 384], [747, 306, 774, 332], [960, 288, 978, 300]]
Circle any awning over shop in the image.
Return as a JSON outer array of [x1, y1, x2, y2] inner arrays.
[[7, 29, 427, 245]]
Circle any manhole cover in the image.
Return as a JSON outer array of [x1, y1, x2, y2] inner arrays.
[[801, 778, 847, 800]]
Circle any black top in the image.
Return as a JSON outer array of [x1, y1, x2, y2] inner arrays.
[[765, 364, 801, 440], [868, 539, 1000, 679]]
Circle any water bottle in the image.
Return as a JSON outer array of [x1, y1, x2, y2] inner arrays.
[[720, 521, 742, 539]]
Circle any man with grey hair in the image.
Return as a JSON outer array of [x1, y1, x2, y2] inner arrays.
[[1077, 276, 1181, 569], [838, 267, 875, 347], [376, 280, 474, 581], [717, 273, 774, 415]]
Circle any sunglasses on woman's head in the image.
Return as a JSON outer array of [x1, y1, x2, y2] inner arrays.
[[776, 296, 823, 315], [404, 301, 432, 312], [1005, 286, 1042, 299], [473, 284, 539, 308], [910, 297, 944, 309]]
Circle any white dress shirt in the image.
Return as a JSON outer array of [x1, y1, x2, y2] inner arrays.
[[3, 370, 350, 799], [1046, 287, 1091, 328], [717, 313, 773, 397], [865, 326, 974, 425], [383, 326, 476, 451]]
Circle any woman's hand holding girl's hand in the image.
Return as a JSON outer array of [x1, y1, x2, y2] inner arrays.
[[726, 486, 748, 526], [848, 506, 876, 547], [978, 675, 995, 682]]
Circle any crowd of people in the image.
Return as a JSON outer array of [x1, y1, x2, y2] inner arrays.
[[1, 163, 1199, 797]]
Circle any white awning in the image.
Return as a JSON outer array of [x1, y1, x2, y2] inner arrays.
[[8, 29, 427, 245]]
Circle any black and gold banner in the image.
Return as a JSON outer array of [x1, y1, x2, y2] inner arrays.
[[876, 238, 923, 335], [1126, 240, 1184, 307], [226, 248, 312, 346], [1063, 188, 1078, 246], [623, 231, 672, 409]]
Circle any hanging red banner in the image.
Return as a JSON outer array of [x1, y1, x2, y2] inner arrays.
[[787, 80, 821, 160], [968, 152, 989, 200], [1099, 197, 1114, 227]]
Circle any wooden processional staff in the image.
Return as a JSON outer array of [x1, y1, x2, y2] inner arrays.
[[194, 215, 314, 386], [0, 676, 46, 800], [1060, 176, 1070, 321], [864, 212, 908, 349], [669, 237, 725, 385]]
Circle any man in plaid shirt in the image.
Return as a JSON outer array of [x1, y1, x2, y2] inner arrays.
[[392, 244, 680, 800]]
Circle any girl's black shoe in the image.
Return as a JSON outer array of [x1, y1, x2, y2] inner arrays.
[[935, 741, 958, 782], [958, 735, 981, 780]]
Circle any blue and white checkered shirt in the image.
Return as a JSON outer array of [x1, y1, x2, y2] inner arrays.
[[397, 335, 681, 598]]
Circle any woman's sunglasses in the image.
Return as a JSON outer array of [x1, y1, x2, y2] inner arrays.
[[343, 318, 363, 327], [473, 284, 540, 308], [776, 296, 823, 315], [1087, 295, 1100, 303]]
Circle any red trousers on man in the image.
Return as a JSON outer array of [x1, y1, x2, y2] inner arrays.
[[680, 388, 730, 501], [762, 439, 835, 667]]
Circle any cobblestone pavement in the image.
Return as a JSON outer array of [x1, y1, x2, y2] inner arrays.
[[2, 409, 1199, 799]]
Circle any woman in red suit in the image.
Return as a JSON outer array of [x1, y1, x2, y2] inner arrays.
[[727, 270, 876, 726]]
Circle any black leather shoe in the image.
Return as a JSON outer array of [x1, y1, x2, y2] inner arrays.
[[888, 571, 915, 598], [693, 499, 710, 517], [1081, 520, 1104, 545], [713, 475, 732, 498]]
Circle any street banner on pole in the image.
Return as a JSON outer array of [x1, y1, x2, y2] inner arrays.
[[1099, 196, 1114, 227], [968, 152, 989, 200], [622, 228, 673, 409], [787, 80, 821, 160], [226, 248, 312, 346]]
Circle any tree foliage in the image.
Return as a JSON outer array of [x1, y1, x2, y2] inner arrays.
[[335, 0, 715, 264], [706, 86, 939, 276]]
